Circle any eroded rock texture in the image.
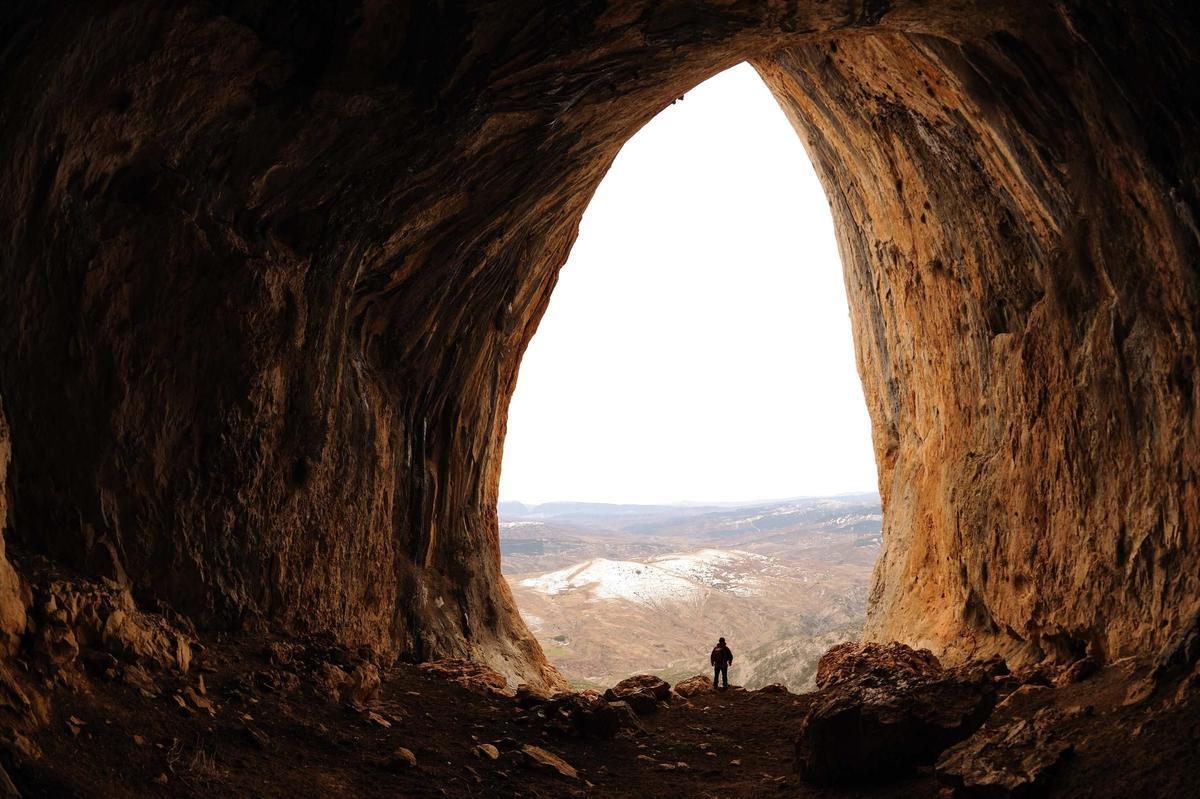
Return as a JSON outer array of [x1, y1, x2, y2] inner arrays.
[[0, 1, 1197, 687], [759, 3, 1200, 664]]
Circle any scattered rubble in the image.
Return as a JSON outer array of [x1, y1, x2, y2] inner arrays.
[[418, 660, 510, 697]]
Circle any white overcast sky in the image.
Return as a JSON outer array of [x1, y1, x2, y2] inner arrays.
[[498, 63, 877, 505]]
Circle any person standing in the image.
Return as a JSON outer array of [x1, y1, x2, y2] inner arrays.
[[711, 637, 733, 689]]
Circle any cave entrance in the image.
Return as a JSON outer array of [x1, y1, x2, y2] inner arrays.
[[496, 64, 881, 692]]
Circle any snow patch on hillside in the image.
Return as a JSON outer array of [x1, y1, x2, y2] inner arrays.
[[518, 549, 770, 604], [519, 559, 702, 604]]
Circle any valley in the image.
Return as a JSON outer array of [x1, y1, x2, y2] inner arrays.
[[501, 494, 881, 690]]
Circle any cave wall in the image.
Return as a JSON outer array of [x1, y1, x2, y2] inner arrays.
[[0, 0, 1197, 686], [758, 2, 1200, 663]]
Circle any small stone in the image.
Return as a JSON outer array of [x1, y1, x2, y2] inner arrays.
[[474, 743, 500, 760], [389, 747, 417, 769], [132, 735, 146, 746], [521, 744, 577, 779], [730, 759, 742, 766], [184, 686, 215, 715], [153, 773, 168, 785]]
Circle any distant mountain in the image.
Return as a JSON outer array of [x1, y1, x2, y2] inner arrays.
[[499, 494, 881, 542]]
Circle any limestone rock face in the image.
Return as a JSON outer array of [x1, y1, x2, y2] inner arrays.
[[758, 7, 1200, 666], [0, 2, 1197, 687], [0, 406, 27, 656]]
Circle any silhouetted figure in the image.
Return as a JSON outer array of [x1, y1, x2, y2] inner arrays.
[[711, 637, 733, 689]]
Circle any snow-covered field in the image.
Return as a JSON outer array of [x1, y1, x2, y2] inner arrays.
[[518, 549, 768, 605]]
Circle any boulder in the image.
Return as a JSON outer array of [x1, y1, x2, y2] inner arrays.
[[606, 687, 658, 715], [347, 662, 381, 704], [607, 674, 671, 702], [815, 641, 942, 689], [673, 675, 715, 698], [795, 643, 997, 786], [936, 708, 1073, 797], [756, 683, 790, 694], [538, 691, 643, 739], [313, 663, 351, 702]]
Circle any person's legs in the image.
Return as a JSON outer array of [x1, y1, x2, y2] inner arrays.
[[713, 666, 720, 688], [718, 665, 728, 688]]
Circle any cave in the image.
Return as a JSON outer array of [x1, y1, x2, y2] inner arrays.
[[0, 1, 1198, 794]]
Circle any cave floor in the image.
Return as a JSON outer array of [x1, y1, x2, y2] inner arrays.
[[9, 632, 1200, 798]]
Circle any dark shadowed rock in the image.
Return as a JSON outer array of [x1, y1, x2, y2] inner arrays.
[[795, 643, 997, 786], [756, 683, 790, 694], [538, 691, 643, 739], [936, 708, 1073, 797], [612, 688, 658, 716]]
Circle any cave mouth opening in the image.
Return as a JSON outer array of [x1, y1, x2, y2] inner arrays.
[[496, 63, 882, 691]]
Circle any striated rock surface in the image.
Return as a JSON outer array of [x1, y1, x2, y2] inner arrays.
[[759, 5, 1200, 667], [0, 405, 26, 656], [936, 707, 1073, 797], [0, 1, 1196, 691]]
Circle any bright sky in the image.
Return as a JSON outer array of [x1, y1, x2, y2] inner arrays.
[[499, 63, 877, 505]]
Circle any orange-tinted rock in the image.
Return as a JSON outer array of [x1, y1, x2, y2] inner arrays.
[[606, 674, 672, 703], [417, 659, 510, 698], [815, 641, 942, 689], [0, 405, 26, 656], [0, 3, 1196, 691]]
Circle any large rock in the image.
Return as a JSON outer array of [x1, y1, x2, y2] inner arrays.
[[607, 674, 671, 702], [0, 2, 1197, 691], [673, 675, 716, 698], [936, 708, 1073, 797], [816, 642, 942, 689], [537, 690, 644, 739], [795, 643, 997, 786], [605, 674, 671, 715]]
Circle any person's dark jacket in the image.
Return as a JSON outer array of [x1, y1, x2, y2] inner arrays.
[[711, 644, 733, 667]]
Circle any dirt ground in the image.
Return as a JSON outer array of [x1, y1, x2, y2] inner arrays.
[[5, 628, 1198, 798]]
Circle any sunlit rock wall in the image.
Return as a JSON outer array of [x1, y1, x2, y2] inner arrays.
[[759, 2, 1200, 663]]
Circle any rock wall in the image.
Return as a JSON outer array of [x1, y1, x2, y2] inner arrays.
[[0, 1, 1196, 685], [758, 2, 1200, 663], [0, 404, 28, 656]]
